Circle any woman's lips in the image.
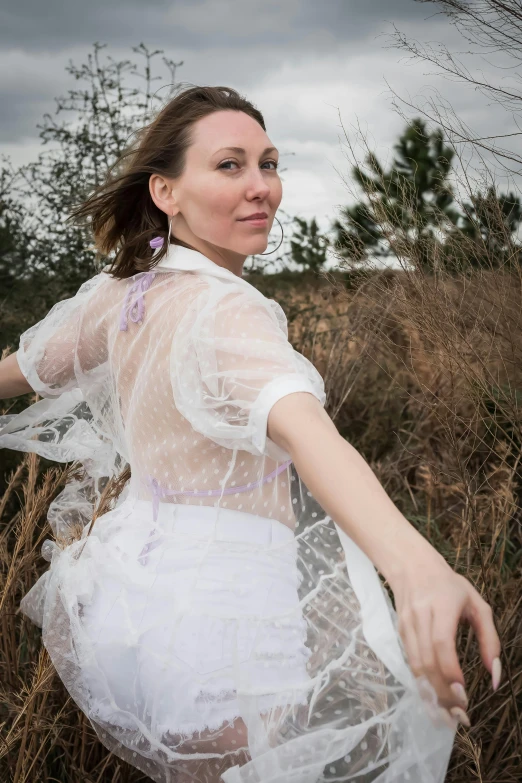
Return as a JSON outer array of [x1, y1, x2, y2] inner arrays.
[[239, 217, 268, 226]]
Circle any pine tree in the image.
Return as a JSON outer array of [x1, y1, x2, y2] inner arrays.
[[457, 186, 522, 269], [289, 216, 330, 272], [331, 118, 460, 268]]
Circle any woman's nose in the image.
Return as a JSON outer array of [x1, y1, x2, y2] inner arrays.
[[245, 172, 271, 198]]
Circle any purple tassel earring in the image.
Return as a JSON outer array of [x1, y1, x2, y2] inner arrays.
[[150, 214, 173, 250]]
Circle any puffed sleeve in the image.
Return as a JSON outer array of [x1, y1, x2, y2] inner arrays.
[[16, 273, 110, 399], [170, 286, 326, 460]]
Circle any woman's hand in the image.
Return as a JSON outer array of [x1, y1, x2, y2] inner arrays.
[[270, 414, 503, 729], [389, 550, 502, 728]]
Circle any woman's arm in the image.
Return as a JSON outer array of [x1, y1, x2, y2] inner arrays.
[[268, 391, 502, 726], [269, 393, 437, 582], [1, 274, 110, 405], [0, 352, 34, 399]]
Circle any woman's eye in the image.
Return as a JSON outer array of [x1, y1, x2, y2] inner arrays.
[[219, 160, 279, 170]]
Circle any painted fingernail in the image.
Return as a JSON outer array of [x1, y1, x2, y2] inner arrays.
[[492, 657, 502, 691], [450, 682, 469, 707], [449, 706, 471, 728]]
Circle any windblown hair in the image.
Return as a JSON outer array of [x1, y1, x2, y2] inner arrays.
[[69, 84, 266, 280]]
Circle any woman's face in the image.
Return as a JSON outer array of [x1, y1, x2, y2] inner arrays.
[[151, 110, 282, 264]]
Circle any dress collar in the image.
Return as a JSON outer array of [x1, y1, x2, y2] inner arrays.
[[153, 242, 247, 285]]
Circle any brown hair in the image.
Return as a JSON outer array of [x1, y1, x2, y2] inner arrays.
[[68, 84, 266, 280]]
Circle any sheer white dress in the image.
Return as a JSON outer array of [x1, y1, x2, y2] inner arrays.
[[0, 242, 457, 782]]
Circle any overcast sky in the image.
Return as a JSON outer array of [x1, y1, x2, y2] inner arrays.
[[1, 0, 516, 266]]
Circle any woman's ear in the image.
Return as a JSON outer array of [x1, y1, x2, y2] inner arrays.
[[149, 174, 178, 216]]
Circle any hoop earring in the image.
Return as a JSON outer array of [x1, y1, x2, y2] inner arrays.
[[259, 215, 284, 255], [149, 213, 174, 250]]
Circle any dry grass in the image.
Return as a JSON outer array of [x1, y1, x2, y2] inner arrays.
[[1, 263, 521, 781], [288, 263, 522, 782]]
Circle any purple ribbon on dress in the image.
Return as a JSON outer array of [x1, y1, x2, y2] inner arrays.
[[119, 271, 156, 332], [145, 460, 293, 523]]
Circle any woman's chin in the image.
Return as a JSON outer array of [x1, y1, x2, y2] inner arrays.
[[238, 236, 271, 256]]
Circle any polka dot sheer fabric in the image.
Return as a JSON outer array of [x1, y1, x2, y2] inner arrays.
[[0, 243, 457, 782]]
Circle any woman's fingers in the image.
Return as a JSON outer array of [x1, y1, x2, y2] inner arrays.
[[399, 608, 458, 729], [429, 603, 468, 709], [398, 608, 422, 683], [411, 601, 469, 726], [461, 581, 502, 690]]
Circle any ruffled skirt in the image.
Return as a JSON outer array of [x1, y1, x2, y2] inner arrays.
[[20, 494, 457, 783]]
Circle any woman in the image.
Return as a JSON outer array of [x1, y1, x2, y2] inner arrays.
[[0, 85, 501, 783]]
